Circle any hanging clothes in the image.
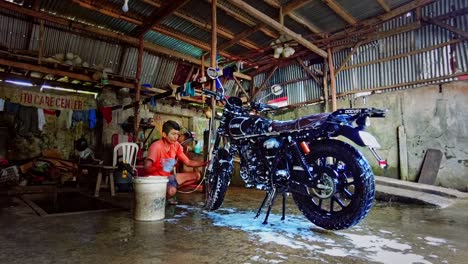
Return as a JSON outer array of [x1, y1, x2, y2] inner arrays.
[[99, 106, 112, 124], [0, 98, 4, 111], [17, 105, 39, 136], [88, 109, 97, 129], [37, 108, 46, 131]]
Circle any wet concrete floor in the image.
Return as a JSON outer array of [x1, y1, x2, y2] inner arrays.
[[1, 186, 467, 264]]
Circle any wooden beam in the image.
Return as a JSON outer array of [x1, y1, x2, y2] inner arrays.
[[227, 0, 328, 58], [288, 13, 324, 35], [71, 0, 234, 59], [263, 0, 323, 36], [134, 36, 145, 138], [376, 0, 391, 12], [233, 71, 252, 81], [218, 24, 264, 51], [233, 76, 250, 99], [254, 65, 278, 98], [322, 0, 357, 25], [0, 0, 201, 65], [0, 57, 135, 89], [212, 0, 279, 39], [296, 57, 321, 85], [335, 41, 363, 75], [141, 0, 259, 50], [322, 58, 329, 112], [363, 0, 436, 26], [132, 0, 190, 37], [423, 17, 468, 39], [283, 0, 312, 15], [341, 39, 461, 71], [327, 48, 336, 111]]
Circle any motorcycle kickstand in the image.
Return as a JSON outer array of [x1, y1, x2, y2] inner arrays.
[[281, 192, 286, 221], [262, 188, 278, 225], [254, 192, 269, 219]]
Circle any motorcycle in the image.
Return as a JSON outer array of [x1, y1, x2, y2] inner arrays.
[[202, 67, 387, 230]]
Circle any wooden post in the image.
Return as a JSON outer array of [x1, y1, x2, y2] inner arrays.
[[322, 58, 329, 112], [208, 0, 218, 161], [38, 20, 44, 65], [327, 48, 337, 111], [133, 36, 144, 141], [398, 125, 408, 181]]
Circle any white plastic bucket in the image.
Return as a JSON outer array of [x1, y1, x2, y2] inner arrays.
[[133, 176, 168, 221]]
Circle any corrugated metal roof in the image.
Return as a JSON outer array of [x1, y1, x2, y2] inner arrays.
[[295, 1, 347, 33]]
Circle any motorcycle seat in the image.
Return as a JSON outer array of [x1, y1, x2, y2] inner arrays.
[[270, 113, 330, 132]]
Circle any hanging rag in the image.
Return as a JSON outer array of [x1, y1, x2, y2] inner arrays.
[[17, 105, 39, 136], [99, 106, 113, 124], [63, 109, 73, 129], [88, 109, 97, 129], [43, 109, 56, 115], [5, 101, 20, 114], [37, 108, 46, 131], [0, 98, 4, 111]]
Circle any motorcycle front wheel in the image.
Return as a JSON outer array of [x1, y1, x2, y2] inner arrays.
[[292, 139, 375, 230], [204, 148, 233, 210]]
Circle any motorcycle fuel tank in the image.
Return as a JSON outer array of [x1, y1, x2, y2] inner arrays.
[[228, 116, 271, 137]]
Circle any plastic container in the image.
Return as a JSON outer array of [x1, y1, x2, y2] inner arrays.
[[133, 176, 168, 221]]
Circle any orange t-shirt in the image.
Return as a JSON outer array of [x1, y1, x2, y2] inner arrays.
[[145, 139, 190, 176]]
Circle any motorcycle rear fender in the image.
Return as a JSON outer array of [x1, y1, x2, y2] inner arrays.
[[336, 126, 381, 148]]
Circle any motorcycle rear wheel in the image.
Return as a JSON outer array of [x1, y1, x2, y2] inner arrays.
[[204, 148, 233, 210], [292, 139, 375, 230]]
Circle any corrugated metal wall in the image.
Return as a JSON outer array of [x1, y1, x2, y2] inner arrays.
[[0, 11, 180, 88], [255, 0, 468, 105]]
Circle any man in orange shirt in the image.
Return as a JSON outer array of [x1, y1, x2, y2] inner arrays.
[[144, 120, 207, 203]]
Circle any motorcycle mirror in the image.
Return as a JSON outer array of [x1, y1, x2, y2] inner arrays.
[[270, 84, 283, 96], [206, 67, 219, 79]]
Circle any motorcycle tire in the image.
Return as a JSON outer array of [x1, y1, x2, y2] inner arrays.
[[292, 139, 375, 230], [205, 148, 233, 210]]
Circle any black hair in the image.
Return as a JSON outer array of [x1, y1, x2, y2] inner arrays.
[[162, 120, 180, 134]]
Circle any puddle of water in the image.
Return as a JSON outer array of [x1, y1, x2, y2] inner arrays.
[[22, 191, 120, 216], [167, 205, 456, 264]]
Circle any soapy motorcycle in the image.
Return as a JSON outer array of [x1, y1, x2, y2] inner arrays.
[[202, 68, 387, 230]]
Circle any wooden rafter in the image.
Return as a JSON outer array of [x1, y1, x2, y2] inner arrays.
[[264, 0, 323, 35], [141, 0, 259, 50], [70, 0, 235, 60], [283, 0, 312, 15], [227, 0, 327, 58], [377, 0, 391, 12], [423, 17, 468, 39], [218, 23, 265, 51], [208, 0, 279, 39], [0, 0, 201, 65], [322, 0, 357, 25], [131, 0, 190, 37], [296, 57, 321, 85]]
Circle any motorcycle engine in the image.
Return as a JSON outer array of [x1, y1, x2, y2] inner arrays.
[[238, 137, 286, 190]]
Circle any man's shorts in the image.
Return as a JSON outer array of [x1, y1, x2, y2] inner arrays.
[[168, 174, 178, 188]]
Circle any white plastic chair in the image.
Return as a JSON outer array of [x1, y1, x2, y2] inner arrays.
[[94, 142, 139, 196], [113, 142, 139, 168]]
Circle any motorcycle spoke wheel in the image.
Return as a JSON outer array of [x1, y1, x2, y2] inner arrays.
[[292, 139, 375, 230], [204, 148, 233, 211]]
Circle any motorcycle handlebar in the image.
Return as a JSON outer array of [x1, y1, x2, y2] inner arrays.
[[250, 102, 279, 112], [202, 89, 217, 97]]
